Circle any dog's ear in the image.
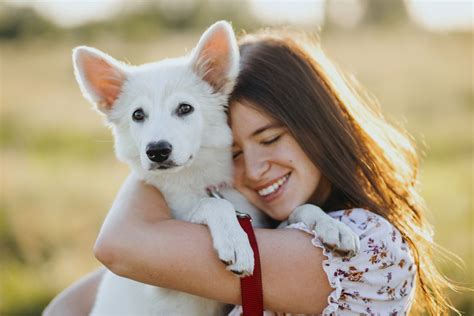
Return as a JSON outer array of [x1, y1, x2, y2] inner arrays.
[[191, 21, 239, 94], [72, 46, 127, 113]]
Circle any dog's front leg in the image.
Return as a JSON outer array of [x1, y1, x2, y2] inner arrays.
[[190, 198, 254, 276], [288, 204, 360, 257]]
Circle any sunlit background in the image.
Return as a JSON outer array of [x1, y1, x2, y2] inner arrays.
[[1, 0, 472, 315]]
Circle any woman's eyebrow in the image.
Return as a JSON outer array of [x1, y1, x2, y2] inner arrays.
[[251, 123, 283, 137]]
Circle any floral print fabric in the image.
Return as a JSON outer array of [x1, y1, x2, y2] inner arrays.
[[229, 208, 416, 316]]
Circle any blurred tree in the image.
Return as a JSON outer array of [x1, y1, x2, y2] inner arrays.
[[360, 0, 410, 26], [0, 4, 59, 40], [323, 0, 413, 32], [0, 0, 258, 42]]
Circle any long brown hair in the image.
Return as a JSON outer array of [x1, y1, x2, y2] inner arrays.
[[229, 30, 459, 315]]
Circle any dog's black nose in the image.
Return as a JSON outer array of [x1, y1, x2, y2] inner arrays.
[[146, 141, 173, 163]]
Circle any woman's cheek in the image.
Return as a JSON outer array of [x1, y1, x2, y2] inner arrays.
[[232, 162, 255, 204], [232, 160, 243, 187]]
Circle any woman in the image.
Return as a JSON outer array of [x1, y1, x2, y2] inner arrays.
[[45, 31, 456, 315]]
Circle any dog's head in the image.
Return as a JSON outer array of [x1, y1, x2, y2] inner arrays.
[[72, 21, 238, 174]]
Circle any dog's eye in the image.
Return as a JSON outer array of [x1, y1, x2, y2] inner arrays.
[[176, 103, 194, 116], [132, 108, 146, 122]]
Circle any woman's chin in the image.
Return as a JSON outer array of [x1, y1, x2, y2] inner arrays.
[[260, 205, 293, 222], [245, 192, 295, 221]]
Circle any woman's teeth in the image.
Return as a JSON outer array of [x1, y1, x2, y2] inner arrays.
[[257, 174, 290, 197]]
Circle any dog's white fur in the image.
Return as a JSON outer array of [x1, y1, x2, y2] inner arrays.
[[74, 21, 257, 315], [73, 21, 359, 315]]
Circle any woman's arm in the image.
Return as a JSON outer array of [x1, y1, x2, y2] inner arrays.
[[43, 268, 105, 316], [95, 174, 333, 314]]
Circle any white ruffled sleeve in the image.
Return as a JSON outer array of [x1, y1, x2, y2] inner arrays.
[[287, 208, 416, 315]]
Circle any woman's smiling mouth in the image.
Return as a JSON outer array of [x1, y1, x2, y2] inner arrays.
[[256, 173, 291, 198]]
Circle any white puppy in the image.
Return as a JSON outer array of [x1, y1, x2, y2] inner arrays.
[[73, 21, 359, 315]]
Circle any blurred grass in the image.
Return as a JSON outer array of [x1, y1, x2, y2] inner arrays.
[[1, 25, 472, 315]]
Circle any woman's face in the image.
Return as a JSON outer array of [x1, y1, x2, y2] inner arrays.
[[230, 102, 322, 221]]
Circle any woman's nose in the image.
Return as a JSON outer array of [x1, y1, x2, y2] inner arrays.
[[244, 150, 269, 181]]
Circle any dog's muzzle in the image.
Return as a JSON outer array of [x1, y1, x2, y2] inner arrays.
[[146, 141, 172, 163]]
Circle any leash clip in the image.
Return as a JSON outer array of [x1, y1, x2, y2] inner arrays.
[[207, 187, 251, 219], [236, 210, 252, 220]]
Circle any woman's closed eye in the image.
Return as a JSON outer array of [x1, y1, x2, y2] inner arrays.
[[260, 134, 282, 146], [232, 150, 242, 159]]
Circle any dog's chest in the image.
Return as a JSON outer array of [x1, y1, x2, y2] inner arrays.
[[164, 189, 204, 220], [142, 174, 209, 220], [140, 159, 231, 221]]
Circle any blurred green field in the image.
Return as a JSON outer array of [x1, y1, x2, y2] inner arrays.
[[1, 25, 472, 315]]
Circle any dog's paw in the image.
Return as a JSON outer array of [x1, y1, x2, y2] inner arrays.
[[213, 225, 254, 277], [191, 198, 254, 277], [289, 204, 360, 257], [314, 218, 360, 257]]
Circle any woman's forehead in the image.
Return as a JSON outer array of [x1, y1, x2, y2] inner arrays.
[[229, 102, 274, 130], [229, 100, 275, 126], [230, 102, 285, 144]]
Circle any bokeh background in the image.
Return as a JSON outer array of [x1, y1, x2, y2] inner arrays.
[[1, 0, 472, 315]]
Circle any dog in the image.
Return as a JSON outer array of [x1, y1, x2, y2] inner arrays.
[[73, 21, 360, 315]]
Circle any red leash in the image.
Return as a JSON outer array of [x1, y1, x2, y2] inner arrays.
[[207, 188, 264, 315], [237, 212, 264, 316]]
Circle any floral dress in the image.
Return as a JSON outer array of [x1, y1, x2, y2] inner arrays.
[[229, 209, 416, 316]]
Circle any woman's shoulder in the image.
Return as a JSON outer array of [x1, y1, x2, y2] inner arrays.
[[287, 208, 417, 314], [325, 208, 415, 269], [328, 208, 403, 240]]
